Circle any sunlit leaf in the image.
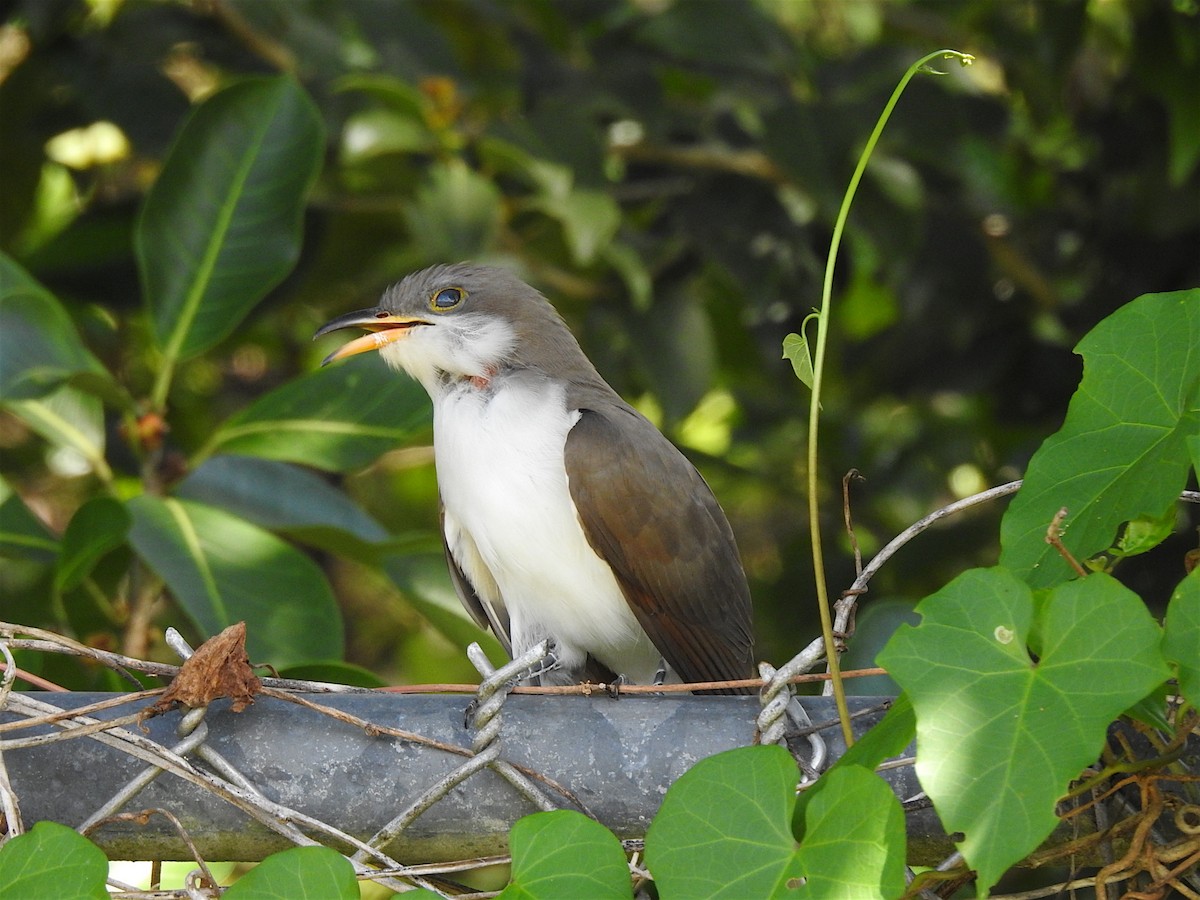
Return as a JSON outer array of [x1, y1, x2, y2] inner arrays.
[[202, 353, 431, 472], [127, 495, 343, 667], [645, 745, 804, 898], [136, 76, 323, 366], [177, 455, 389, 562], [7, 385, 110, 481], [782, 331, 814, 390], [792, 767, 906, 899], [878, 567, 1169, 895], [1000, 290, 1200, 586]]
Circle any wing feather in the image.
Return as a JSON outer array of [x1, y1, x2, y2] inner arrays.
[[564, 405, 755, 693]]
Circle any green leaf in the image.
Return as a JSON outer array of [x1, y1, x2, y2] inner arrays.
[[55, 496, 131, 592], [498, 810, 633, 900], [528, 189, 621, 265], [7, 385, 111, 482], [203, 353, 431, 472], [278, 661, 386, 688], [403, 160, 503, 261], [177, 455, 390, 562], [136, 76, 323, 373], [792, 767, 906, 900], [0, 253, 106, 402], [127, 495, 343, 667], [645, 745, 803, 899], [1163, 569, 1200, 708], [223, 846, 358, 900], [831, 692, 915, 773], [0, 475, 59, 563], [0, 821, 108, 900], [782, 330, 815, 390], [877, 567, 1170, 895], [382, 551, 509, 661], [1000, 290, 1200, 587]]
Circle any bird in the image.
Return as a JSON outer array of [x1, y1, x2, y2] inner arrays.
[[315, 263, 754, 693]]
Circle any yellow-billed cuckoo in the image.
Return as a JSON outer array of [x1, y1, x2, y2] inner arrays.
[[315, 263, 754, 693]]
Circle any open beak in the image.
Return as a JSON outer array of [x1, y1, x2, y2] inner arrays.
[[314, 307, 427, 366]]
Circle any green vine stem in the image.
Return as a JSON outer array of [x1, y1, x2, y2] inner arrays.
[[805, 49, 975, 748]]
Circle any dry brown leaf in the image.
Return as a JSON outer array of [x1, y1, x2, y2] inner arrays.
[[142, 622, 262, 721]]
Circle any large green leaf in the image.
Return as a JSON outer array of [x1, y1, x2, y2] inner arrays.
[[1000, 290, 1200, 586], [127, 495, 343, 667], [136, 76, 323, 369], [0, 821, 107, 900], [202, 353, 431, 472], [877, 567, 1169, 895], [177, 454, 389, 562], [0, 253, 106, 402], [645, 745, 804, 898], [645, 745, 904, 899], [499, 810, 633, 900]]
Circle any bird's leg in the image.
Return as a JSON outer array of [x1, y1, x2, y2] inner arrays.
[[605, 674, 626, 699], [653, 658, 668, 686]]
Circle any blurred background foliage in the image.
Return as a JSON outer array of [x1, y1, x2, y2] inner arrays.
[[1, 0, 1197, 688]]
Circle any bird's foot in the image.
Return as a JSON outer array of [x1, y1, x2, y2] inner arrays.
[[605, 674, 626, 699]]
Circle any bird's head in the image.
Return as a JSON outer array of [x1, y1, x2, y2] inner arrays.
[[315, 263, 591, 394]]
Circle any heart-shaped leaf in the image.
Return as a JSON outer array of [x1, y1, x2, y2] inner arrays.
[[878, 567, 1169, 895], [645, 745, 803, 899]]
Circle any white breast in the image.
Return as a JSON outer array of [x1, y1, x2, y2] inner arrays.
[[433, 374, 664, 684]]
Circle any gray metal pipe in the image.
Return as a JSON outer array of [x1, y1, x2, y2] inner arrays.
[[4, 691, 939, 863]]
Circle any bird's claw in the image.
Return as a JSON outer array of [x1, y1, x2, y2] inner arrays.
[[605, 674, 626, 699]]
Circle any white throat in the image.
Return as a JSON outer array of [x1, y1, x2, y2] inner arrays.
[[378, 313, 516, 396]]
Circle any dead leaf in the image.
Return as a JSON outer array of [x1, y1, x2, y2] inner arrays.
[[142, 622, 262, 721]]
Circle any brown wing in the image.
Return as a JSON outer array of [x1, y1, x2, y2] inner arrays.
[[565, 404, 755, 693]]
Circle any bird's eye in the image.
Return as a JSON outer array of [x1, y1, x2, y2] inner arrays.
[[430, 287, 465, 310]]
